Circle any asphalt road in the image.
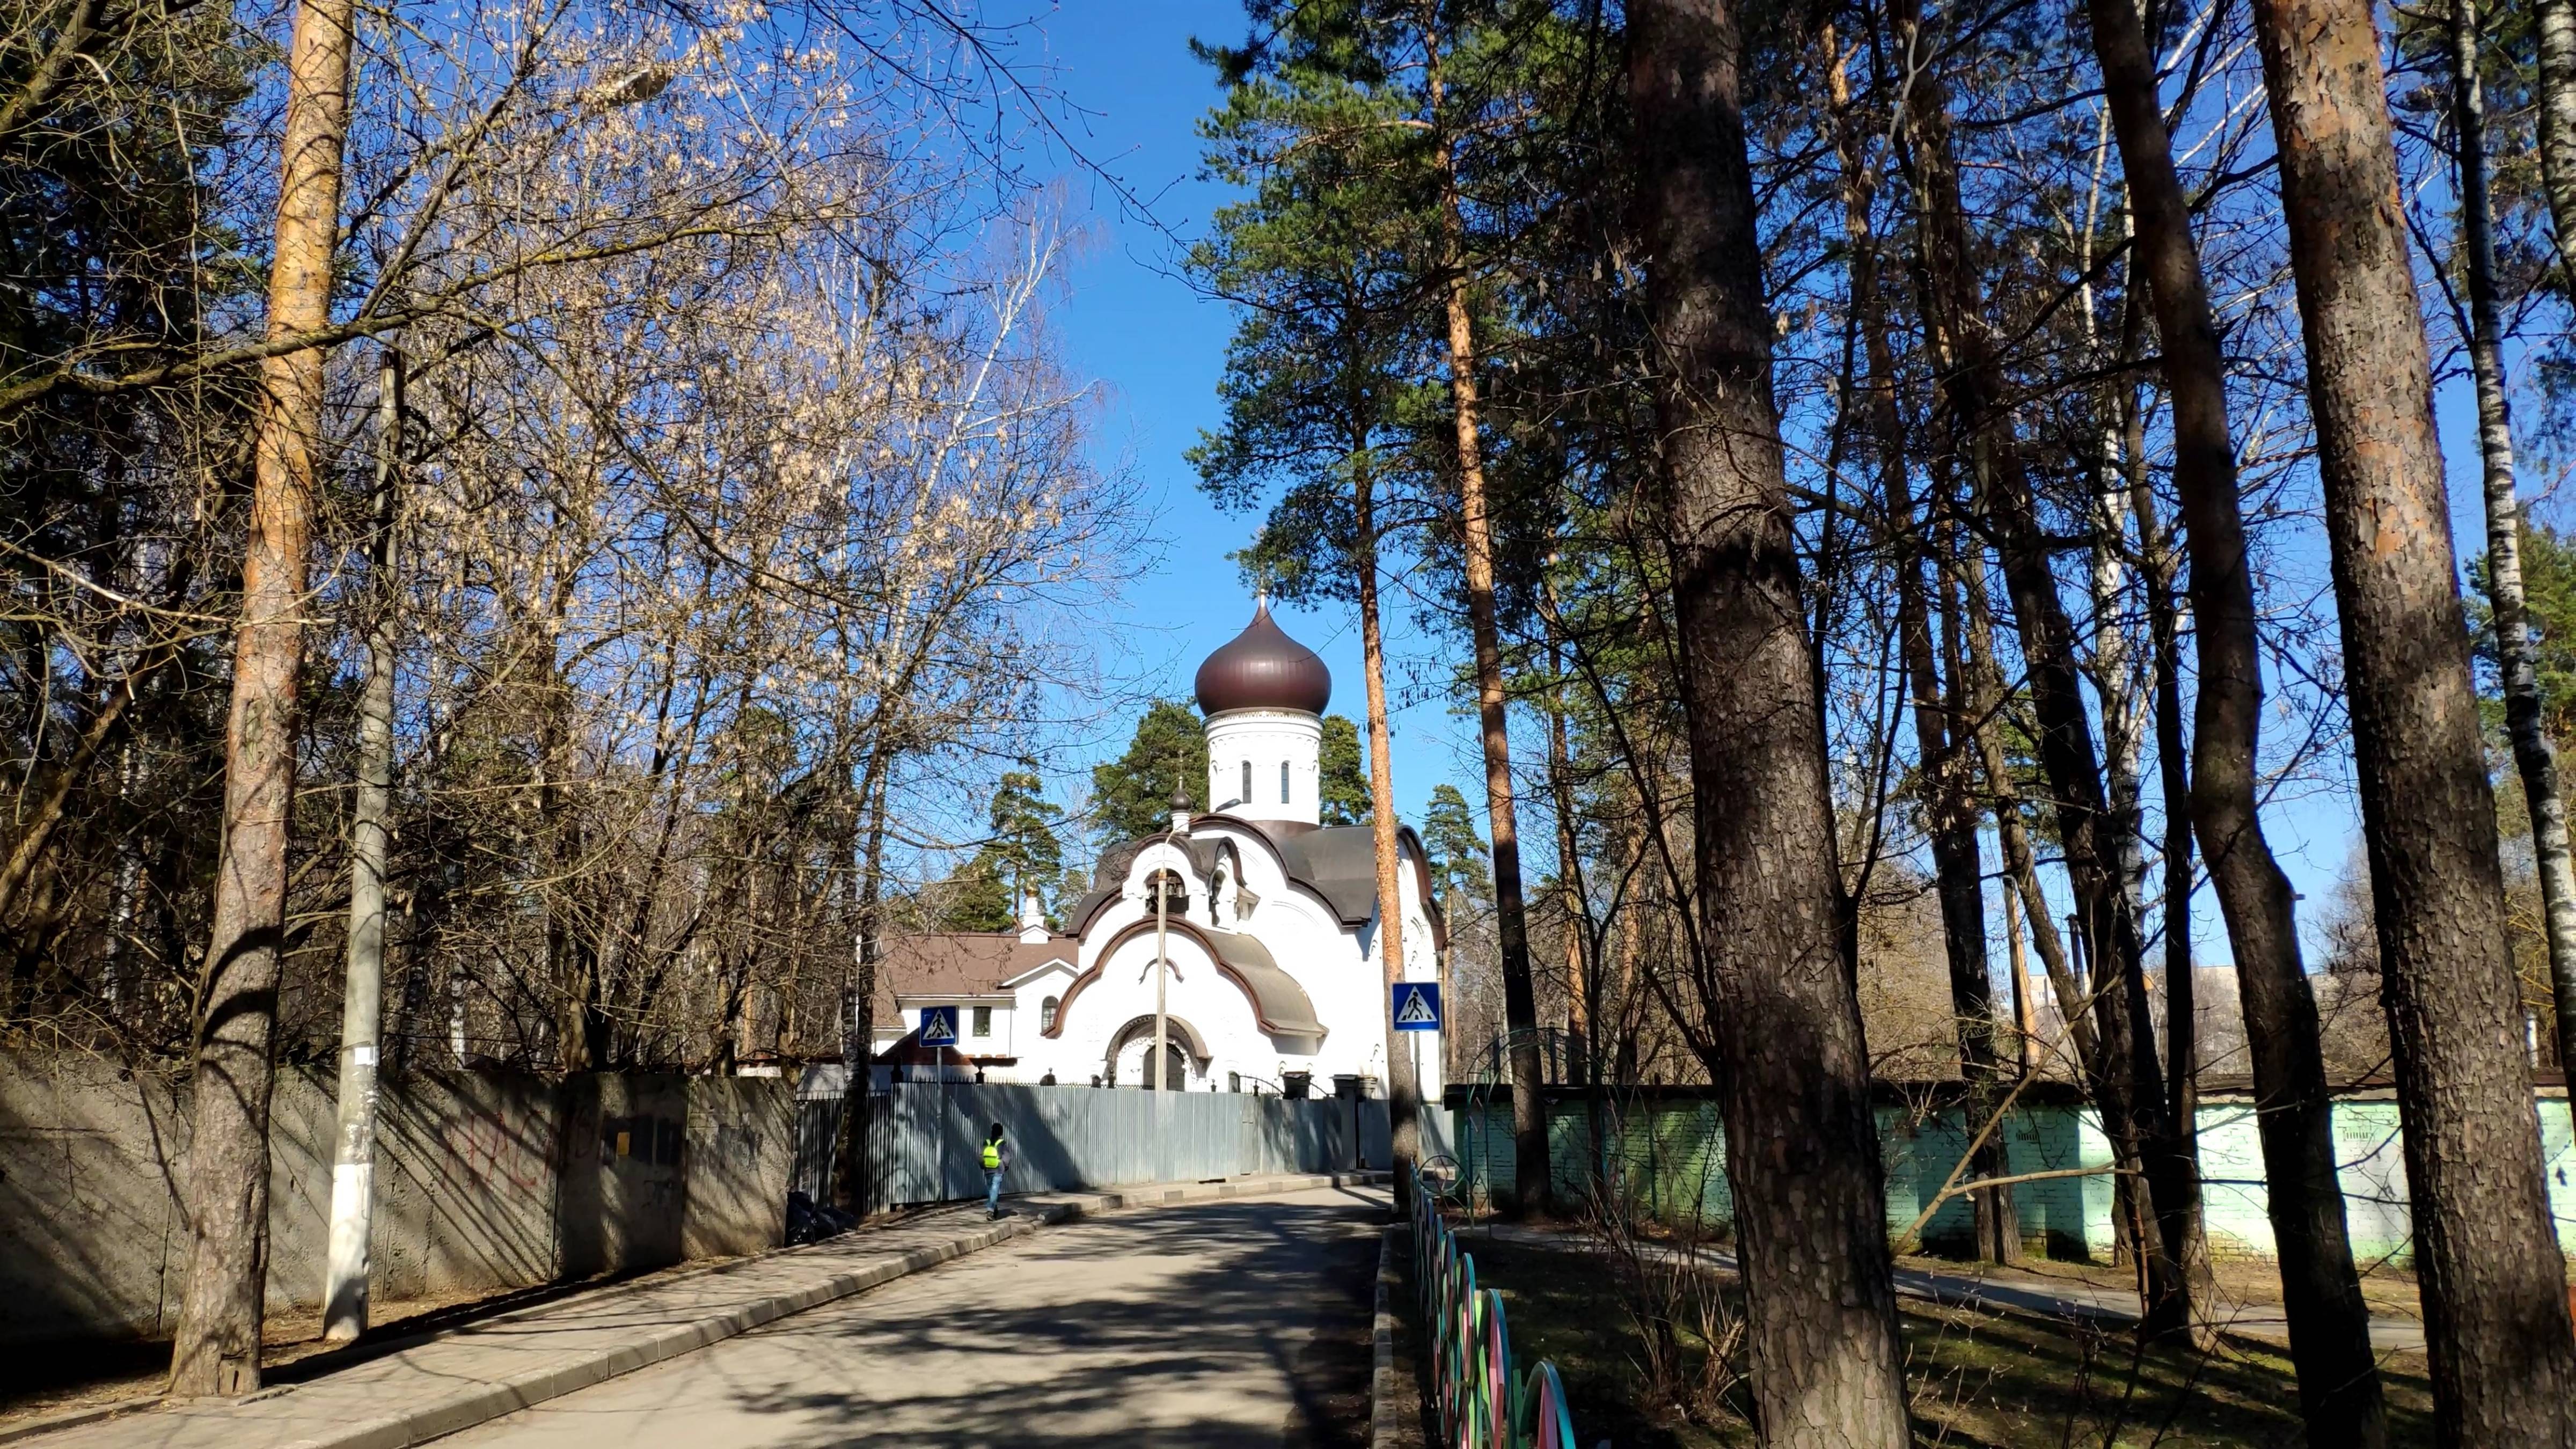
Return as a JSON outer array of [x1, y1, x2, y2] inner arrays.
[[438, 1183, 1390, 1449]]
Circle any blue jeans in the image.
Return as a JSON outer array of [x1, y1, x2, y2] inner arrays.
[[986, 1168, 1003, 1214]]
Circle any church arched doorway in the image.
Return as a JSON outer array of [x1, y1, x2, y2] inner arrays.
[[1107, 1015, 1204, 1090]]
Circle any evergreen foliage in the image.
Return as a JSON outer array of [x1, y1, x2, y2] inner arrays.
[[2473, 520, 2576, 741], [1422, 782, 1492, 909], [936, 769, 1066, 932], [1319, 714, 1372, 825], [1089, 701, 1210, 844]]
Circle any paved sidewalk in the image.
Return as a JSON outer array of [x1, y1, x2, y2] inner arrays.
[[1459, 1220, 2429, 1355], [441, 1185, 1388, 1448], [12, 1170, 1384, 1449]]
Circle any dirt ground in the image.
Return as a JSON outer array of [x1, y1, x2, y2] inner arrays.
[[1460, 1236, 2441, 1448], [1896, 1245, 2434, 1322]]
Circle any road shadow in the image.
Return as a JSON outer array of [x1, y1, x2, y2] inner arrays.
[[717, 1196, 1382, 1448]]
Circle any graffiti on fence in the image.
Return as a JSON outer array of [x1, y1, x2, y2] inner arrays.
[[452, 1111, 547, 1194]]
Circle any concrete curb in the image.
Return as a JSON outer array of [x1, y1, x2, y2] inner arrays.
[[0, 1405, 127, 1447], [14, 1171, 1387, 1449], [1370, 1224, 1402, 1448]]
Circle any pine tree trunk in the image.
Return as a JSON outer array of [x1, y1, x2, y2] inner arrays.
[[2453, 0, 2576, 1145], [1355, 449, 1422, 1216], [2121, 356, 2202, 1253], [2246, 0, 2576, 1436], [170, 0, 357, 1396], [1424, 16, 1546, 1216], [1898, 25, 2197, 1337], [1541, 619, 1605, 1196], [1629, 4, 1911, 1441], [2088, 0, 2388, 1422], [1826, 41, 2012, 1261], [1958, 552, 2102, 1078]]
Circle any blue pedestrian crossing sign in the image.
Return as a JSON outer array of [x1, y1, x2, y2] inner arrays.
[[1392, 983, 1441, 1031], [917, 1005, 961, 1048]]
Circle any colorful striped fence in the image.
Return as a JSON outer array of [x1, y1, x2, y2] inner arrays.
[[1408, 1165, 1585, 1449]]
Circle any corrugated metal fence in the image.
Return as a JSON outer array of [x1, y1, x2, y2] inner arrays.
[[794, 1082, 1392, 1211]]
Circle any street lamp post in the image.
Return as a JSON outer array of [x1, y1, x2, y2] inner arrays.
[[1154, 779, 1191, 1093], [1153, 869, 1169, 1093]]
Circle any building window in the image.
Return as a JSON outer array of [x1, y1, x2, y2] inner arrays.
[[1041, 996, 1059, 1033], [972, 1006, 992, 1038], [1241, 759, 1252, 804], [1280, 760, 1291, 803]]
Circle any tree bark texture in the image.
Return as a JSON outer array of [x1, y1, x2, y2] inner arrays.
[[1426, 24, 1547, 1214], [2246, 0, 2576, 1437], [2452, 0, 2576, 1143], [1357, 454, 1422, 1217], [1541, 620, 1608, 1195], [170, 0, 357, 1395], [2536, 0, 2576, 283], [2088, 0, 2388, 1423], [1958, 555, 2102, 1079], [1629, 4, 1912, 1442], [2116, 368, 2197, 1156], [2121, 357, 2214, 1301], [1826, 45, 2013, 1261], [1898, 31, 2197, 1337]]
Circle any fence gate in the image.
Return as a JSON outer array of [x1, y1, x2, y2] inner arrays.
[[799, 1081, 1391, 1213]]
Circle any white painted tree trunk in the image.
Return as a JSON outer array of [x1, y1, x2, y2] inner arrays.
[[325, 348, 402, 1342], [2455, 0, 2576, 1117]]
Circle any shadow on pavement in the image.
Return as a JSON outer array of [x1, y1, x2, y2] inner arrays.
[[719, 1196, 1382, 1449]]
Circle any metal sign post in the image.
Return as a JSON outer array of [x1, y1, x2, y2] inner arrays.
[[912, 1007, 962, 1202], [1393, 983, 1441, 1173]]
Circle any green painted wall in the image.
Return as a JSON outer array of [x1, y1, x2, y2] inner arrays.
[[1427, 1096, 2576, 1266]]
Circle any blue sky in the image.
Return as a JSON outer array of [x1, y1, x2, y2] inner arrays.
[[989, 0, 2551, 969], [997, 0, 1495, 831]]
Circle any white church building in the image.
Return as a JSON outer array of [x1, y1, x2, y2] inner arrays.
[[872, 602, 1446, 1099]]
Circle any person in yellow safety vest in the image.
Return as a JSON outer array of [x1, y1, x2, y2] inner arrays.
[[983, 1122, 1009, 1219]]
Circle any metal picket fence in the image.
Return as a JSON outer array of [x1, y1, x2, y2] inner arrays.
[[1409, 1165, 1583, 1448]]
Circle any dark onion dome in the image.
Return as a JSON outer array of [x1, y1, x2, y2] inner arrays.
[[1194, 599, 1332, 715]]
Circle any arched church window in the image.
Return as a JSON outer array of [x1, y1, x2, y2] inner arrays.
[[1280, 759, 1291, 803], [1240, 759, 1252, 804], [1041, 995, 1059, 1033]]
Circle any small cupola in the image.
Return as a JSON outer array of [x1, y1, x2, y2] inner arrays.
[[1197, 598, 1330, 826], [1194, 598, 1332, 716]]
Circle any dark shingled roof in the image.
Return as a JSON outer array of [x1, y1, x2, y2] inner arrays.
[[1195, 600, 1332, 715], [872, 932, 1075, 1012]]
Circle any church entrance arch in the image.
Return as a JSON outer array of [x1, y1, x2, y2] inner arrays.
[[1106, 1014, 1206, 1090]]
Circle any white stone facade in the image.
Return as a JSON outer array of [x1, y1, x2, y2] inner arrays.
[[1204, 708, 1324, 825], [883, 603, 1444, 1099], [954, 816, 1444, 1099]]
